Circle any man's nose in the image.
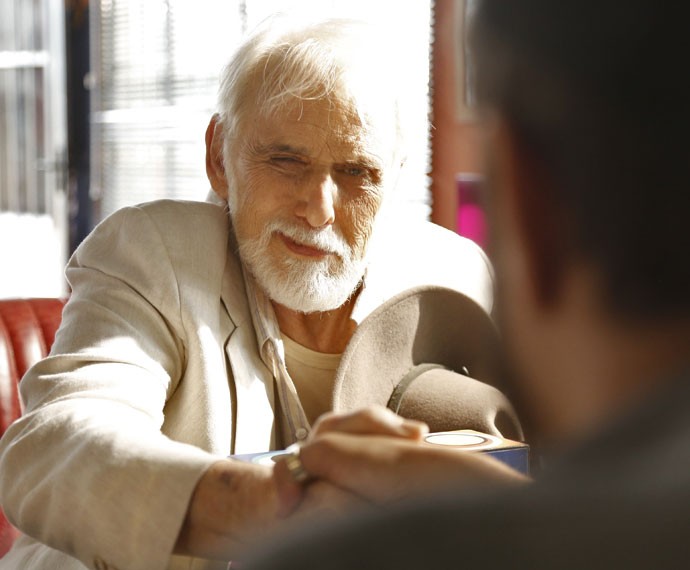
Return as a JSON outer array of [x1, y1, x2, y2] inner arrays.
[[295, 174, 336, 228]]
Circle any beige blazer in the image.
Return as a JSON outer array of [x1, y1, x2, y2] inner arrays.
[[0, 199, 493, 570]]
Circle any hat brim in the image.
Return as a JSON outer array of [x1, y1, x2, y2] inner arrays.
[[331, 285, 523, 439]]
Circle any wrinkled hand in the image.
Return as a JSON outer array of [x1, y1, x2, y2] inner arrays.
[[275, 405, 429, 515], [175, 460, 279, 560]]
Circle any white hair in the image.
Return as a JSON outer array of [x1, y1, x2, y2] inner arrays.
[[217, 15, 410, 170]]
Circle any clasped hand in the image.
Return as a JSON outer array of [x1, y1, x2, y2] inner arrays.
[[273, 405, 528, 519]]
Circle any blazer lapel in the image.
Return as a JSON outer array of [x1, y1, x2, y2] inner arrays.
[[225, 328, 276, 454], [220, 241, 276, 455]]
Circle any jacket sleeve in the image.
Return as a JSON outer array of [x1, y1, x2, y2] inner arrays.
[[0, 206, 220, 570]]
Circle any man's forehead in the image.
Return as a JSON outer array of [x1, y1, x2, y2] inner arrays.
[[248, 102, 394, 165]]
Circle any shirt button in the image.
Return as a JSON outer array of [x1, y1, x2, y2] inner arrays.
[[295, 428, 308, 440]]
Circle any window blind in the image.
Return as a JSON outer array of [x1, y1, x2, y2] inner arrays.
[[90, 0, 242, 218]]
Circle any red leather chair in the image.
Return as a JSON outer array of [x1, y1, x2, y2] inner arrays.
[[0, 298, 66, 556]]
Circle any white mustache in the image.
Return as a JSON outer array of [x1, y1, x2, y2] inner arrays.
[[265, 220, 350, 258]]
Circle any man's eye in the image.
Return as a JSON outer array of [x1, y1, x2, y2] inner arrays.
[[337, 165, 383, 186], [270, 156, 303, 166], [340, 165, 366, 177]]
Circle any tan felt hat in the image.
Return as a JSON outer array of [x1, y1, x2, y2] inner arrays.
[[332, 285, 523, 441]]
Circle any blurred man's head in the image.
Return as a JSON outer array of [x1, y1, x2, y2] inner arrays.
[[470, 2, 690, 440], [206, 17, 408, 313]]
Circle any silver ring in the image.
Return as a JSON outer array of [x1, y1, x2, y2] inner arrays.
[[282, 443, 311, 484]]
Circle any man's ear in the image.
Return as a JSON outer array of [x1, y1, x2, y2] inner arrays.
[[492, 117, 567, 308], [205, 113, 229, 200]]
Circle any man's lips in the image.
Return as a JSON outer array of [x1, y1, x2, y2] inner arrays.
[[278, 233, 330, 257]]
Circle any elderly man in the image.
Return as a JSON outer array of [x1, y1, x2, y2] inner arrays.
[[0, 16, 508, 570], [243, 2, 690, 569]]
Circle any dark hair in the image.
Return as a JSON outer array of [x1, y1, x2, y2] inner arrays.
[[471, 1, 690, 320]]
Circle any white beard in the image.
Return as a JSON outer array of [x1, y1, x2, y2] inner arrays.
[[236, 218, 369, 313]]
